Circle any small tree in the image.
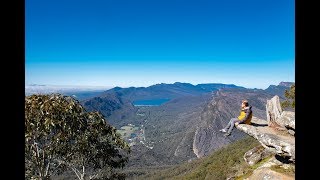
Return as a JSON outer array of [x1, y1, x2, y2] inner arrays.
[[281, 84, 295, 109], [25, 94, 130, 179]]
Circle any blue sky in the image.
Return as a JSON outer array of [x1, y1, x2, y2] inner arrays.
[[26, 0, 294, 89]]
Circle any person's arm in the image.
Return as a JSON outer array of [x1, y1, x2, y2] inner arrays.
[[238, 108, 252, 124]]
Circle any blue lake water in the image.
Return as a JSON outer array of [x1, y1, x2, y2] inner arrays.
[[133, 98, 171, 106]]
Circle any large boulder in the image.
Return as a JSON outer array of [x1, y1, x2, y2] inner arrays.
[[266, 95, 283, 126], [266, 95, 295, 134], [277, 111, 295, 130]]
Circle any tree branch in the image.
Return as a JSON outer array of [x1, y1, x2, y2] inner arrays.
[[44, 154, 51, 177], [55, 159, 83, 180], [69, 166, 81, 180], [33, 141, 44, 178]]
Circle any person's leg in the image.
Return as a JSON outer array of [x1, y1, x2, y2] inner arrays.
[[223, 118, 237, 130], [226, 118, 240, 134]]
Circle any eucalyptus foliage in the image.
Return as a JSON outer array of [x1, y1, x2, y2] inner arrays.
[[25, 94, 130, 180]]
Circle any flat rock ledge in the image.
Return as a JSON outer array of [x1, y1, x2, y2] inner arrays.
[[236, 116, 295, 162]]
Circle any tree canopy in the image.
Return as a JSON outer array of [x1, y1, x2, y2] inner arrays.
[[25, 94, 130, 179]]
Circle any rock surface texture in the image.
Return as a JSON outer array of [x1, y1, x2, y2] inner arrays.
[[248, 168, 294, 180], [236, 117, 295, 161], [243, 145, 274, 166], [244, 156, 295, 180], [266, 95, 283, 127]]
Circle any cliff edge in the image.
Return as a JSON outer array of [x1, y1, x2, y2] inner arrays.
[[234, 95, 295, 180]]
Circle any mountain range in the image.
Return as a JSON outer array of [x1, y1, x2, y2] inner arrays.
[[80, 81, 293, 175]]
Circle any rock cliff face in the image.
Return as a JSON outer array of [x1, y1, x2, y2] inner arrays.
[[193, 127, 231, 158], [235, 95, 295, 179]]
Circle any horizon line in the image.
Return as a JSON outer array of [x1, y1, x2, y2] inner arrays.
[[25, 81, 295, 90]]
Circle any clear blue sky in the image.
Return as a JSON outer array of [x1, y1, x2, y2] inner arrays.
[[26, 0, 294, 89]]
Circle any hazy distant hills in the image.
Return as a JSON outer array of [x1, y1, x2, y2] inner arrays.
[[25, 84, 111, 100]]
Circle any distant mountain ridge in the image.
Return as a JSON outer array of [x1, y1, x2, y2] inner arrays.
[[278, 81, 294, 87], [264, 81, 295, 98], [104, 82, 244, 101], [81, 82, 244, 126]]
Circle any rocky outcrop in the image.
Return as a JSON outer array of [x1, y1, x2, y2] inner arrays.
[[234, 95, 295, 179], [243, 145, 274, 166], [242, 155, 295, 180], [236, 117, 295, 161], [266, 95, 295, 135]]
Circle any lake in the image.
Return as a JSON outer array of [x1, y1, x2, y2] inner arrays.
[[133, 98, 171, 106]]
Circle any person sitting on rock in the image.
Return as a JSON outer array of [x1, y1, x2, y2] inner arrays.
[[219, 100, 253, 137]]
